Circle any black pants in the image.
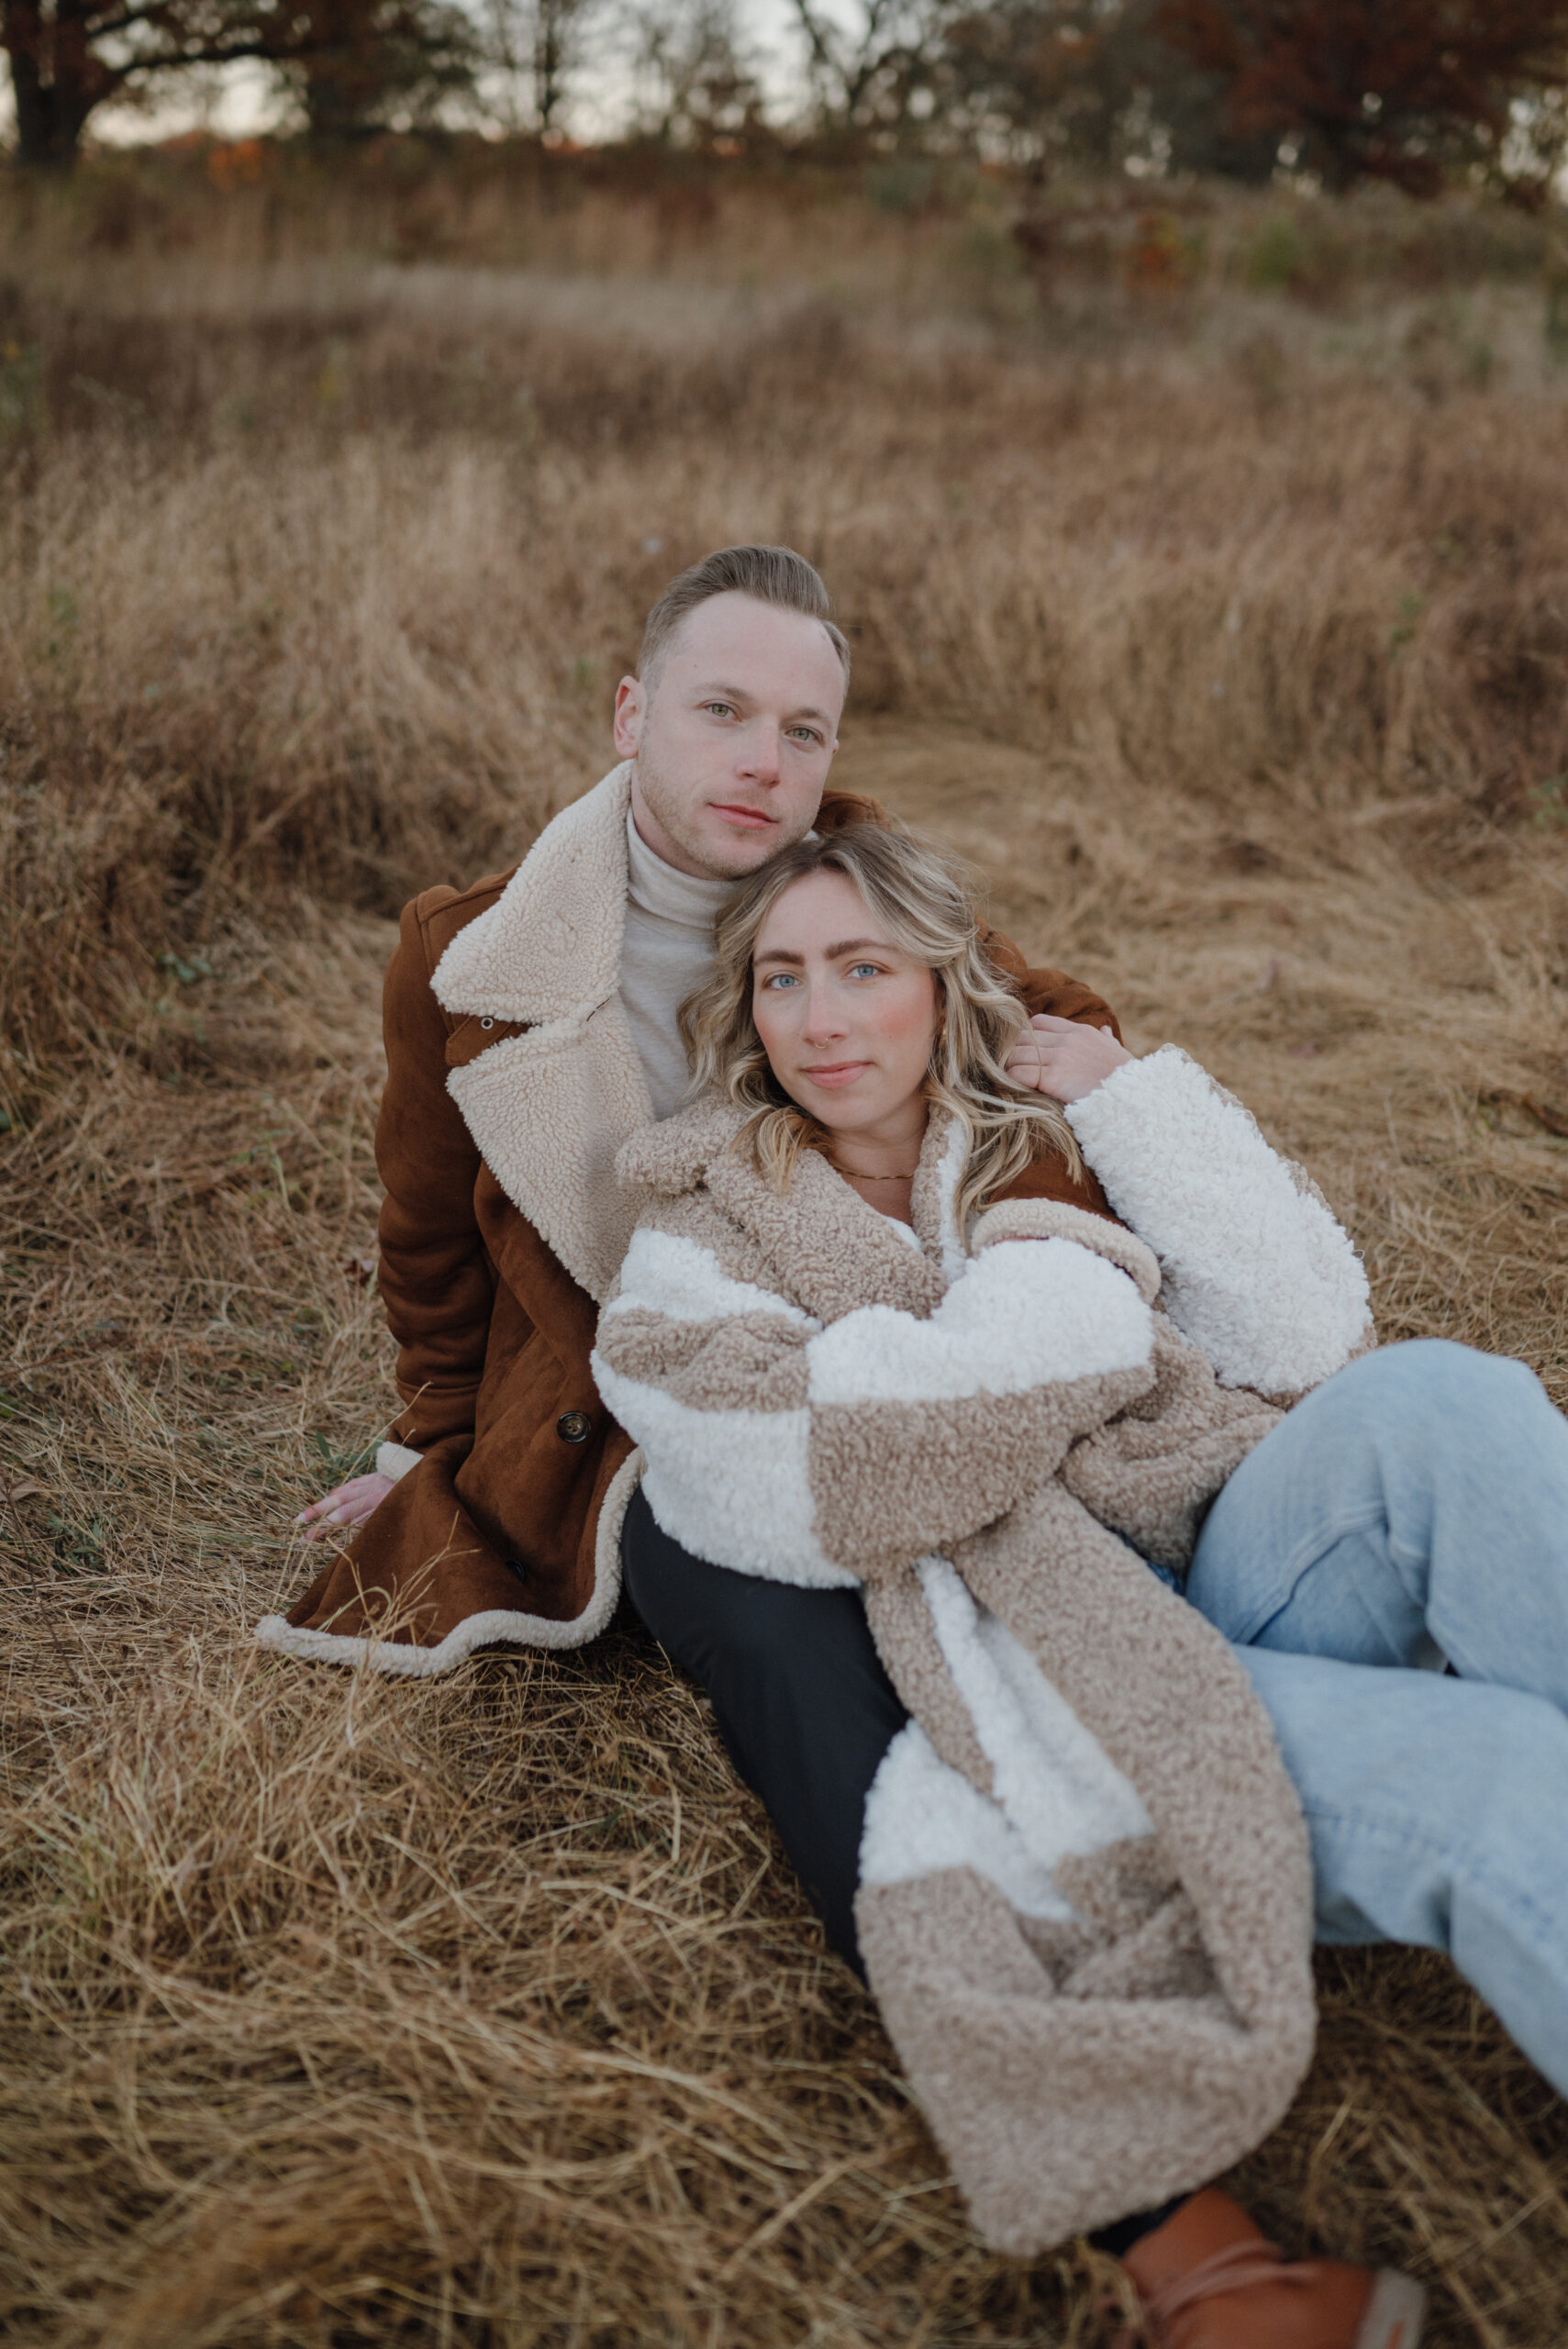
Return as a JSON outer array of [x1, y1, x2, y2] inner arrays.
[[621, 1483, 905, 1975], [620, 1483, 1181, 2258]]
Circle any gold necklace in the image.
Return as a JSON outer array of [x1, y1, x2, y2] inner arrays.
[[828, 1160, 918, 1183]]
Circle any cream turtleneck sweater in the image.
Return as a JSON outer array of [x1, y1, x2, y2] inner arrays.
[[619, 809, 734, 1121]]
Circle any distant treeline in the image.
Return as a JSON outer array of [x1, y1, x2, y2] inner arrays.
[[5, 0, 1568, 200]]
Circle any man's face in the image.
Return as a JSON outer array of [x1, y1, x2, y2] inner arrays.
[[615, 591, 846, 880]]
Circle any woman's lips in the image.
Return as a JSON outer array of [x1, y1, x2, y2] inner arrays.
[[798, 1062, 872, 1088]]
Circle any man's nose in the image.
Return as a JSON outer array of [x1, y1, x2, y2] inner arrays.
[[738, 723, 783, 786]]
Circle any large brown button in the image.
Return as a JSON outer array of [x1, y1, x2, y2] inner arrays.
[[556, 1410, 593, 1443]]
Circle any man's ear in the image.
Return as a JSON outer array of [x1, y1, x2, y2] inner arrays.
[[613, 674, 644, 759]]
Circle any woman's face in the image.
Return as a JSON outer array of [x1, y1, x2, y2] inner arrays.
[[751, 869, 940, 1143]]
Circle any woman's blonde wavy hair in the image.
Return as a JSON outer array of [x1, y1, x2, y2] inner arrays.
[[679, 822, 1082, 1227]]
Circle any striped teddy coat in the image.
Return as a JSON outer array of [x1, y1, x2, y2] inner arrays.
[[591, 1050, 1373, 2254]]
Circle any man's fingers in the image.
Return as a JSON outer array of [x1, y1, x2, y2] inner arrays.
[[299, 1502, 359, 1542], [296, 1471, 396, 1541], [295, 1480, 360, 1531]]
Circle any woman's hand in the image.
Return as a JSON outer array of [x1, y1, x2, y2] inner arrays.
[[1006, 1014, 1131, 1104], [295, 1472, 396, 1542]]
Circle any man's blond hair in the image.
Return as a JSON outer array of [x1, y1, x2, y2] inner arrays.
[[639, 545, 851, 693]]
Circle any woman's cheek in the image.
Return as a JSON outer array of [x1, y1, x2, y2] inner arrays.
[[878, 975, 938, 1055], [752, 991, 795, 1063]]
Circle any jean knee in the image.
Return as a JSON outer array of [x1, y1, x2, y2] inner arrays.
[[1329, 1338, 1540, 1427], [1366, 1682, 1568, 1862]]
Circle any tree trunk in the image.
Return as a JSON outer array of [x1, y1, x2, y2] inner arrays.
[[4, 0, 117, 168], [533, 0, 576, 133]]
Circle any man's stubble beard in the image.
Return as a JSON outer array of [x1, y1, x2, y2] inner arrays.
[[632, 734, 820, 882]]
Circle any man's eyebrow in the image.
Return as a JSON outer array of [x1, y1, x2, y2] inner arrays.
[[693, 684, 834, 725]]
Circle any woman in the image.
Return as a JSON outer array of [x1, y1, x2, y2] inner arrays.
[[597, 820, 1568, 2347]]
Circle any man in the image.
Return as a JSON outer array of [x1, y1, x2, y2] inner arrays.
[[265, 544, 1561, 2348], [274, 544, 1119, 1664]]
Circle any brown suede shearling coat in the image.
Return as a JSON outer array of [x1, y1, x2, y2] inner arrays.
[[261, 765, 1127, 1676]]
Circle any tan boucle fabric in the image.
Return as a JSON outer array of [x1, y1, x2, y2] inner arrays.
[[594, 1091, 1354, 2251], [863, 1577, 996, 1796]]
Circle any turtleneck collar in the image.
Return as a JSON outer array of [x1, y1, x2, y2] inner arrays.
[[626, 807, 736, 931]]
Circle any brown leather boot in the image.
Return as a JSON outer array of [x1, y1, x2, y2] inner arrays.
[[1120, 2188, 1427, 2349]]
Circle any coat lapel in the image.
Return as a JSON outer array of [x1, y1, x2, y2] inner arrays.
[[704, 1115, 950, 1324], [432, 765, 653, 1304]]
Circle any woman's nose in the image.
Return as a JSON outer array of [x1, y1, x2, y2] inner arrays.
[[800, 984, 846, 1042]]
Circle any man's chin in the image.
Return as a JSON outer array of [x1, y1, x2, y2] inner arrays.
[[694, 820, 793, 880]]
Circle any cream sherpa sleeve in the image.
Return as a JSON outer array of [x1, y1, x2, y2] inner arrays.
[[1064, 1045, 1373, 1395]]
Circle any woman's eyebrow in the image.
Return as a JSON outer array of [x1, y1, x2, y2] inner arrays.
[[754, 938, 895, 967]]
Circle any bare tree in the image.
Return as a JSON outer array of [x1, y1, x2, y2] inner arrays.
[[623, 0, 762, 147], [1, 0, 474, 166], [4, 0, 294, 166], [786, 0, 947, 141], [283, 0, 480, 141], [484, 0, 597, 131]]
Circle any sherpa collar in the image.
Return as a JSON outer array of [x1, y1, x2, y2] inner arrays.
[[429, 766, 651, 1303], [618, 1095, 959, 1323], [432, 763, 635, 1026]]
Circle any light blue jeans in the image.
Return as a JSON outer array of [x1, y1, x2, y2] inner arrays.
[[1185, 1338, 1568, 2097]]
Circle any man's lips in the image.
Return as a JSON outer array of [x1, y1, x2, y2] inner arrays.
[[797, 1062, 872, 1089], [710, 801, 777, 829]]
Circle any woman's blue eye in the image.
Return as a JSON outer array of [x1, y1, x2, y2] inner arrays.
[[849, 963, 880, 979]]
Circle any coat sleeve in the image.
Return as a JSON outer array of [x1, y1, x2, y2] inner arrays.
[[373, 895, 497, 1452], [1064, 1045, 1373, 1395], [592, 1219, 1156, 1586], [980, 925, 1123, 1040]]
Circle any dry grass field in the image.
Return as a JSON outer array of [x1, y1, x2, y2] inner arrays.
[[5, 164, 1568, 2347]]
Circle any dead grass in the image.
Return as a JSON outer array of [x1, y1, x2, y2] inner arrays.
[[4, 180, 1568, 2345]]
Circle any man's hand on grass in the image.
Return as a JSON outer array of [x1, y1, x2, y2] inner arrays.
[[295, 1473, 396, 1542], [1006, 1014, 1131, 1104]]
